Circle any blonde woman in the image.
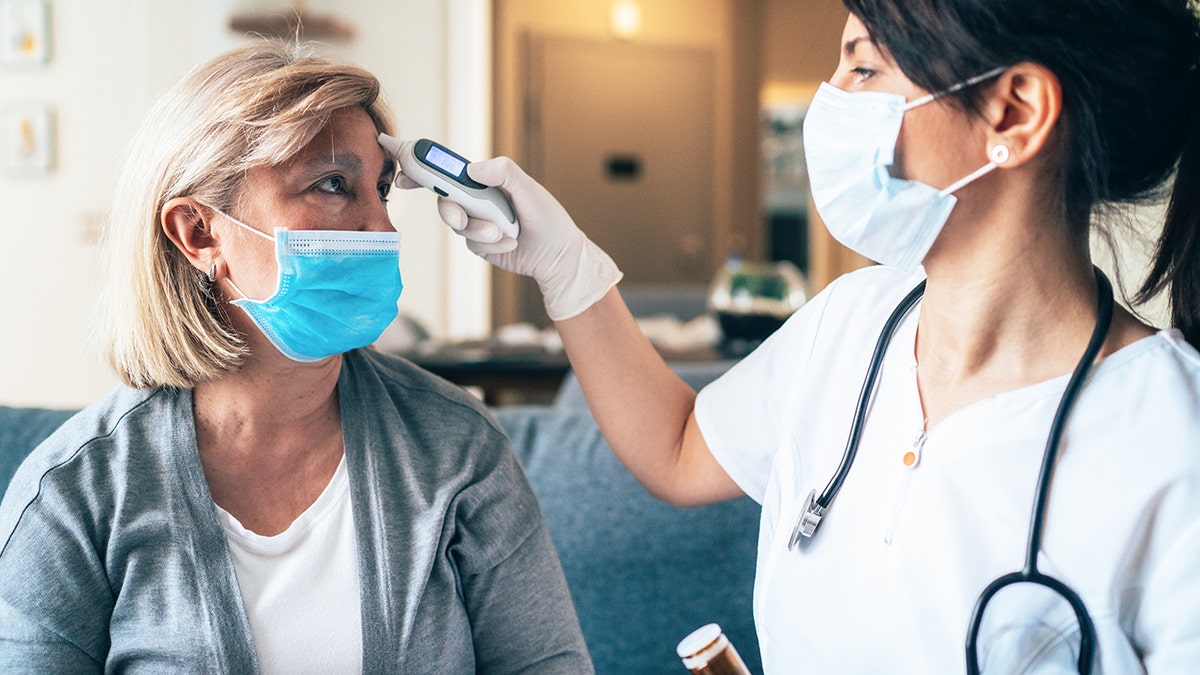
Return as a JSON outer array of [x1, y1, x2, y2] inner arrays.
[[0, 42, 589, 673]]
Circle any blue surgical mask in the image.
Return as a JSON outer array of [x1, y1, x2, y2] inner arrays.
[[215, 210, 403, 362], [803, 68, 1006, 269]]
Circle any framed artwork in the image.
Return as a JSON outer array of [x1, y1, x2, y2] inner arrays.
[[1, 0, 50, 66], [3, 103, 55, 175]]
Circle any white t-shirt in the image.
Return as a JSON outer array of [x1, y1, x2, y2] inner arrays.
[[216, 455, 363, 675], [695, 265, 1200, 674]]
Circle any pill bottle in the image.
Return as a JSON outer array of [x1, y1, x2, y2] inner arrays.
[[676, 623, 751, 675]]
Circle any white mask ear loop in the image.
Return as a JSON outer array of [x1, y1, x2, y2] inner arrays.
[[892, 66, 1010, 198], [224, 276, 251, 301], [937, 144, 1010, 198], [902, 66, 1008, 111], [219, 210, 276, 243]]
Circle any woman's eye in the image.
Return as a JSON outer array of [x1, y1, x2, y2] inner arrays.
[[315, 175, 348, 195], [851, 67, 877, 84], [378, 181, 391, 203]]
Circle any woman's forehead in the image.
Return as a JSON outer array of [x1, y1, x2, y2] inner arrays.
[[840, 14, 892, 62], [841, 14, 871, 48], [284, 108, 390, 174]]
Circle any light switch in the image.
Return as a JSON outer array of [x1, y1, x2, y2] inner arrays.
[[4, 103, 54, 175]]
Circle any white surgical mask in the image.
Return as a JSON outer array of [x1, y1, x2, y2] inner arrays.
[[803, 68, 1006, 269]]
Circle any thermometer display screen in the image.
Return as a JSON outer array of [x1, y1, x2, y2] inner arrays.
[[424, 145, 467, 177]]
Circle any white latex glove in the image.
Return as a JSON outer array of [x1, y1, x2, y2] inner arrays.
[[432, 156, 623, 322]]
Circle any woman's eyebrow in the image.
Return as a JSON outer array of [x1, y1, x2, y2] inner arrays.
[[843, 36, 875, 58]]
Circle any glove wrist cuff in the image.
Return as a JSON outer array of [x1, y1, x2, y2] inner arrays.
[[539, 238, 622, 321]]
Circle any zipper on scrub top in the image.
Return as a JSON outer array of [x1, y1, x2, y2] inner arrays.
[[884, 431, 926, 545]]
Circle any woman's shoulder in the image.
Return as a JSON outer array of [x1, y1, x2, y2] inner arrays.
[[1095, 329, 1200, 407], [759, 264, 924, 363], [0, 386, 184, 544], [11, 386, 180, 474], [832, 263, 926, 292], [1078, 329, 1200, 466]]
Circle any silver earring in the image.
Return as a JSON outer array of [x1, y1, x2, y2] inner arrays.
[[989, 145, 1011, 164], [206, 263, 216, 282]]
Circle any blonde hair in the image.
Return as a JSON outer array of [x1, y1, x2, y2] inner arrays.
[[96, 40, 394, 389]]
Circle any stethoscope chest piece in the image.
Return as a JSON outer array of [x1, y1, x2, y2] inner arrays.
[[788, 489, 825, 550]]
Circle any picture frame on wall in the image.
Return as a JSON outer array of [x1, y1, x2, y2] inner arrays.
[[0, 0, 51, 66], [3, 103, 55, 175]]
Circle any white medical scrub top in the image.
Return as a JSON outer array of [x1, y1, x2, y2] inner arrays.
[[695, 266, 1200, 674]]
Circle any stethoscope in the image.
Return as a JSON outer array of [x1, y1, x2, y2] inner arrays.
[[787, 267, 1113, 675]]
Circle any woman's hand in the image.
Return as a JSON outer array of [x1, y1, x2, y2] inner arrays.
[[432, 156, 622, 321]]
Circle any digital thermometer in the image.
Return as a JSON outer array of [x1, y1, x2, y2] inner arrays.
[[378, 134, 520, 239]]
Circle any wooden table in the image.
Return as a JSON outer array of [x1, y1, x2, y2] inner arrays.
[[392, 342, 736, 406]]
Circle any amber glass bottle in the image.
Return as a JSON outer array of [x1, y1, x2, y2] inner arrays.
[[676, 623, 752, 675]]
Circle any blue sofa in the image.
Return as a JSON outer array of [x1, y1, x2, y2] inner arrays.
[[0, 366, 762, 674]]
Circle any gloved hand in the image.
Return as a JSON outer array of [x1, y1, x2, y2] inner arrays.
[[432, 156, 623, 321]]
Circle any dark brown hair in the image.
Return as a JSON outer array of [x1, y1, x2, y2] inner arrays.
[[844, 0, 1200, 347]]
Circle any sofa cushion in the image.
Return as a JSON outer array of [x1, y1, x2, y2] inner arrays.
[[494, 406, 761, 674]]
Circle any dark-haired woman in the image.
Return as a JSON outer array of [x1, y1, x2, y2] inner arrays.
[[431, 1, 1200, 672]]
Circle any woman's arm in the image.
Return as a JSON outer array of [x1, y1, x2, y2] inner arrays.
[[0, 601, 103, 672], [1138, 513, 1200, 668], [451, 442, 592, 674], [554, 289, 744, 506], [460, 522, 592, 674], [0, 496, 108, 672], [431, 157, 742, 507]]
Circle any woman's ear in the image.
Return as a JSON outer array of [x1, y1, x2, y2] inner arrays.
[[161, 197, 220, 275], [981, 62, 1063, 168]]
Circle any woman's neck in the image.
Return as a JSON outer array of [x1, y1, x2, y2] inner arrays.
[[191, 349, 345, 535], [913, 200, 1106, 427], [194, 350, 343, 441]]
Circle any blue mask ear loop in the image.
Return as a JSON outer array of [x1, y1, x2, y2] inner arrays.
[[207, 207, 277, 302]]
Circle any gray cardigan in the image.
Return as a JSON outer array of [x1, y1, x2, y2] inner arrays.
[[0, 349, 591, 673]]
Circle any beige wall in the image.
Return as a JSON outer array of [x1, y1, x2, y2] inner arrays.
[[0, 0, 236, 407], [0, 0, 486, 407], [491, 0, 763, 325]]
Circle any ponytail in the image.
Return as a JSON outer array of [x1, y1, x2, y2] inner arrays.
[[1137, 71, 1200, 350]]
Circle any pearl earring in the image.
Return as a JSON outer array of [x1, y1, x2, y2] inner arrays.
[[989, 145, 1011, 164]]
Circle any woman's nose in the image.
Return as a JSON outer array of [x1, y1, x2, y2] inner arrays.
[[362, 197, 396, 233]]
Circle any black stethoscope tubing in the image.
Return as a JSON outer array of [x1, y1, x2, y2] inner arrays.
[[789, 267, 1113, 675]]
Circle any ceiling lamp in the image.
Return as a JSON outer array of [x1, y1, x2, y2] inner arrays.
[[610, 1, 642, 40]]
